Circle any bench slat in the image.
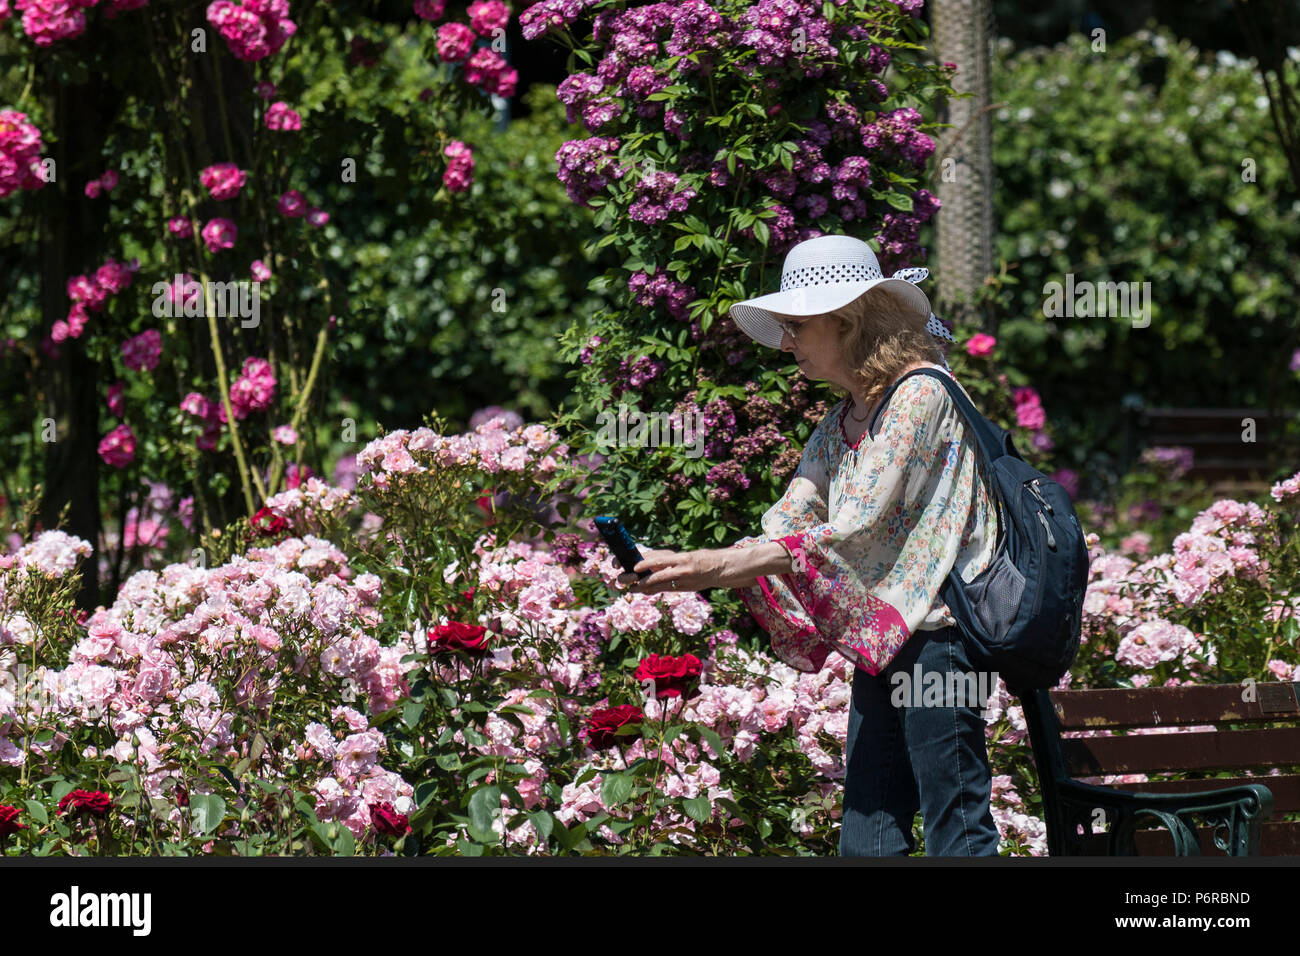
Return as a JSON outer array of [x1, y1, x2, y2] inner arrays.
[[1053, 683, 1300, 729], [1078, 821, 1300, 856], [1062, 727, 1300, 775], [1139, 407, 1294, 418], [1106, 774, 1300, 813]]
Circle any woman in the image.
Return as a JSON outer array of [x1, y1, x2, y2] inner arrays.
[[615, 234, 1003, 856]]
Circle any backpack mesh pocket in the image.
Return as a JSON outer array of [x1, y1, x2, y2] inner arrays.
[[966, 548, 1026, 641]]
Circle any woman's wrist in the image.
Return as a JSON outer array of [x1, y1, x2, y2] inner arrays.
[[718, 541, 795, 586]]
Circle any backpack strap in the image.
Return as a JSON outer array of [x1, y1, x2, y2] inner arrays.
[[866, 368, 1006, 471], [867, 367, 1012, 552]]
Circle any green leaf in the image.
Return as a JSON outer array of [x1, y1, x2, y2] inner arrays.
[[24, 800, 48, 826], [415, 781, 439, 809], [693, 724, 723, 756], [885, 191, 915, 212], [529, 810, 555, 845], [190, 793, 227, 836], [435, 752, 463, 771], [600, 772, 635, 807], [333, 823, 356, 856], [403, 698, 426, 728], [311, 821, 354, 855], [682, 796, 713, 824], [467, 785, 502, 842]]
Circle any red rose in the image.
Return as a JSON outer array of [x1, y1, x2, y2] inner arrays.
[[584, 704, 644, 749], [58, 789, 112, 818], [250, 506, 290, 540], [428, 621, 490, 653], [633, 653, 703, 700], [0, 805, 27, 838], [369, 802, 411, 837], [446, 586, 477, 616]]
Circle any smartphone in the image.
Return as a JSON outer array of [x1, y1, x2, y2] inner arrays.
[[593, 516, 651, 578]]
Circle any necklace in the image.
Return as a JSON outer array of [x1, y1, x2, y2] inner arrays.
[[848, 400, 870, 423]]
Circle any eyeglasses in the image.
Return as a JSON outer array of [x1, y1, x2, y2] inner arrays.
[[775, 316, 810, 340]]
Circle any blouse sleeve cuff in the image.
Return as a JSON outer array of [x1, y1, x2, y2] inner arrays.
[[776, 534, 810, 575]]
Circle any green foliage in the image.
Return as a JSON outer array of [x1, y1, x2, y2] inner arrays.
[[991, 27, 1300, 479], [541, 1, 963, 652], [325, 82, 616, 432]]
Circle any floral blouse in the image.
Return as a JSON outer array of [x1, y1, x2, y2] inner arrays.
[[729, 364, 999, 676]]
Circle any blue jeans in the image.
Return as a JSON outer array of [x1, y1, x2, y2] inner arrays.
[[839, 624, 1002, 856]]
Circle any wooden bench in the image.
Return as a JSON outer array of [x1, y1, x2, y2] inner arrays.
[[1123, 406, 1299, 495], [1020, 682, 1300, 855]]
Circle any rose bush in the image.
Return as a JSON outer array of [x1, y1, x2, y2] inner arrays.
[[2, 404, 1297, 856]]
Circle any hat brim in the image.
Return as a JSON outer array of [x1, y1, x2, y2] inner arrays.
[[728, 278, 932, 350]]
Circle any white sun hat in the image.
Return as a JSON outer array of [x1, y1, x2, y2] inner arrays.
[[728, 234, 955, 351]]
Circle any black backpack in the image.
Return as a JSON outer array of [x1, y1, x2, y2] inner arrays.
[[866, 368, 1089, 697]]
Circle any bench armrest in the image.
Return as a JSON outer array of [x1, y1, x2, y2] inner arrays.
[[1051, 779, 1274, 855]]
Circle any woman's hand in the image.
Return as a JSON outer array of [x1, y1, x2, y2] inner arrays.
[[615, 547, 727, 595]]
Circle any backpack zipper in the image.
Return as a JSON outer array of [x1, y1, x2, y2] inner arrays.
[[1036, 509, 1056, 549], [1029, 479, 1054, 514]]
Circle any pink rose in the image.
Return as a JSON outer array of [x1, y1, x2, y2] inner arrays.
[[98, 424, 136, 468], [1015, 402, 1046, 431], [278, 189, 307, 218], [107, 381, 125, 418], [965, 332, 996, 357], [201, 217, 237, 253], [199, 162, 247, 200], [121, 329, 162, 372], [414, 0, 444, 21], [264, 101, 302, 131]]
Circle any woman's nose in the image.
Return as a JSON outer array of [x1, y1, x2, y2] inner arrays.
[[780, 329, 795, 350]]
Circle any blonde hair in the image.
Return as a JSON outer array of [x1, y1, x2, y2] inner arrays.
[[822, 285, 944, 414]]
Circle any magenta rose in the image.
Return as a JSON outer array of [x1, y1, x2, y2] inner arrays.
[[264, 102, 302, 131], [1015, 402, 1046, 431], [199, 162, 247, 200], [106, 380, 124, 418], [98, 424, 136, 468], [121, 328, 162, 372], [414, 0, 445, 21], [277, 189, 307, 218], [201, 217, 237, 253]]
